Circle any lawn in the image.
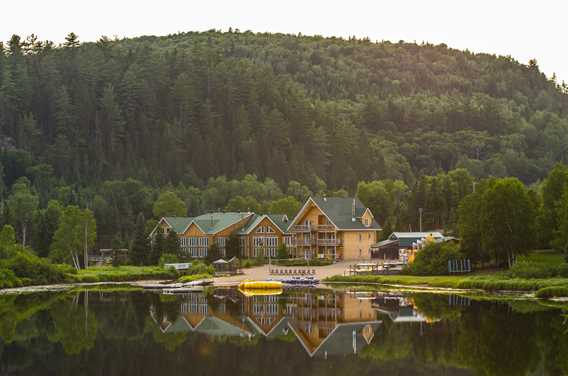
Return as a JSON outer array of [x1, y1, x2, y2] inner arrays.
[[325, 250, 568, 295], [69, 266, 178, 283]]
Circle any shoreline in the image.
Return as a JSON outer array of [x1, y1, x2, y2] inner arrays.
[[0, 277, 546, 300]]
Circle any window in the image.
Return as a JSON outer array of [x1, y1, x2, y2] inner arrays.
[[253, 236, 279, 257], [359, 234, 362, 241]]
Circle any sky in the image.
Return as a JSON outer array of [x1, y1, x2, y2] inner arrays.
[[1, 0, 567, 82]]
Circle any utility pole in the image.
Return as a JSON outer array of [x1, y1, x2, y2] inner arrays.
[[418, 208, 423, 232]]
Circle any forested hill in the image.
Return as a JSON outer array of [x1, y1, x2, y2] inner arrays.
[[1, 30, 568, 190]]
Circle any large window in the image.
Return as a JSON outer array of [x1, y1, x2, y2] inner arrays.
[[187, 237, 209, 258], [252, 236, 279, 257]]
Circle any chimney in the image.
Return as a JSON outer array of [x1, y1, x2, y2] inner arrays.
[[323, 193, 327, 202], [351, 198, 356, 221]]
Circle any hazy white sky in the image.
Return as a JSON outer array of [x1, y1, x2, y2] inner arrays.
[[2, 0, 567, 81]]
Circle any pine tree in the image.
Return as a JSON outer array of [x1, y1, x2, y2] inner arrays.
[[130, 213, 149, 265], [165, 229, 180, 256], [150, 231, 165, 265]]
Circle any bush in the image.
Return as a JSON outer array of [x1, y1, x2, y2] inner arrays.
[[240, 258, 266, 268], [178, 273, 212, 283], [404, 242, 464, 275], [0, 268, 22, 288], [535, 286, 568, 299], [508, 262, 568, 279], [277, 244, 288, 259], [3, 252, 67, 285], [274, 258, 333, 266], [186, 261, 214, 275], [159, 253, 180, 266]]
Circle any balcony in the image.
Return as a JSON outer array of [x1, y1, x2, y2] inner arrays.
[[291, 224, 311, 233], [317, 238, 341, 246], [294, 238, 312, 246], [315, 224, 336, 231]]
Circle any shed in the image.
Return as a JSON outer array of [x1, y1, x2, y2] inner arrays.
[[370, 239, 400, 260]]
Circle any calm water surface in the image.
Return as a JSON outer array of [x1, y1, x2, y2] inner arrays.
[[0, 287, 567, 376]]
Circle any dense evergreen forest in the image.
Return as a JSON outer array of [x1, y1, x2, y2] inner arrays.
[[1, 29, 568, 251]]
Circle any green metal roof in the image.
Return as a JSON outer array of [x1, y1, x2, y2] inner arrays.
[[192, 212, 253, 234], [311, 197, 381, 230], [163, 217, 194, 233], [238, 213, 290, 234]]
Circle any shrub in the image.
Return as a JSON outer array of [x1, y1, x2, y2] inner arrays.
[[277, 244, 288, 259], [404, 242, 464, 275], [186, 261, 214, 275], [0, 268, 22, 288], [508, 262, 568, 279], [159, 253, 180, 266], [535, 286, 568, 299], [240, 258, 265, 268], [4, 252, 67, 285], [178, 273, 212, 283], [274, 258, 332, 266]]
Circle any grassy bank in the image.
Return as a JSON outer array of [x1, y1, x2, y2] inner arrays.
[[68, 266, 178, 283], [326, 250, 568, 295], [325, 274, 568, 292]]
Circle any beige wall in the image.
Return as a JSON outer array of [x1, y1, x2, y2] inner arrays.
[[341, 230, 376, 260], [242, 217, 285, 257], [339, 294, 377, 322], [296, 203, 329, 226]]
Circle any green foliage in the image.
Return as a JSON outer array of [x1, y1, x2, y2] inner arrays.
[[49, 205, 96, 267], [159, 253, 179, 266], [2, 251, 67, 285], [277, 244, 288, 259], [267, 196, 301, 219], [224, 195, 261, 212], [177, 273, 213, 283], [404, 242, 464, 275], [480, 178, 536, 266], [186, 260, 214, 275], [552, 188, 568, 256], [149, 231, 165, 265], [508, 251, 568, 278], [70, 266, 177, 283], [164, 230, 180, 255], [225, 234, 240, 258], [206, 243, 221, 262], [541, 164, 568, 246], [7, 177, 39, 246], [274, 258, 332, 266], [130, 213, 150, 265], [152, 191, 187, 218], [459, 177, 537, 267], [535, 286, 568, 299], [0, 268, 22, 288]]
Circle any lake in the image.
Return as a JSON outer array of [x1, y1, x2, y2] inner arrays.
[[0, 287, 567, 375]]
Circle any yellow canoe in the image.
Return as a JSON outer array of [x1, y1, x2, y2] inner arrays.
[[239, 288, 283, 297], [238, 280, 283, 290]]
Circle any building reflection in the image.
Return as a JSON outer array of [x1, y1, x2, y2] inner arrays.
[[149, 288, 444, 358]]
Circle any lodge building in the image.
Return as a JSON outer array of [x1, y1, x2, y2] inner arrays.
[[151, 196, 381, 261]]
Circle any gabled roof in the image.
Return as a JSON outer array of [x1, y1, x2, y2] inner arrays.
[[163, 217, 194, 233], [288, 321, 381, 358], [308, 197, 381, 230], [191, 212, 253, 234], [238, 213, 290, 235]]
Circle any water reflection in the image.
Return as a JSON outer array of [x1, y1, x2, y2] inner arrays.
[[150, 288, 383, 358], [0, 288, 567, 375]]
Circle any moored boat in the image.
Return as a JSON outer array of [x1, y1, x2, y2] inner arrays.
[[238, 280, 283, 290]]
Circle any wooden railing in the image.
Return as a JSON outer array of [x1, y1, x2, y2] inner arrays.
[[316, 238, 341, 246], [291, 224, 311, 232], [315, 224, 336, 231]]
